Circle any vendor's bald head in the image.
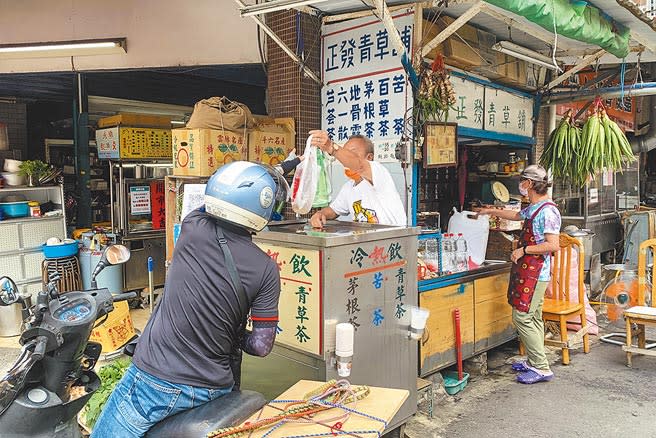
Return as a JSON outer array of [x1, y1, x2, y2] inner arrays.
[[344, 135, 375, 161]]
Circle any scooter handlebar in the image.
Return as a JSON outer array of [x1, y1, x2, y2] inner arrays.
[[112, 292, 137, 302]]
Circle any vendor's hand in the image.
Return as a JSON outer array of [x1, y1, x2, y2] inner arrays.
[[473, 206, 495, 217], [308, 130, 335, 154], [510, 247, 525, 264], [310, 211, 327, 229]]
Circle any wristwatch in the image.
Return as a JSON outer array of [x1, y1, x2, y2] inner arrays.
[[330, 140, 342, 155]]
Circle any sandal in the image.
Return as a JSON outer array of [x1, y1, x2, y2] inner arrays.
[[511, 360, 530, 372], [516, 368, 554, 384]]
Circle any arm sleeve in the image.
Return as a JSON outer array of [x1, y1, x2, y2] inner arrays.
[[280, 157, 301, 175], [329, 183, 351, 216], [250, 259, 281, 322], [519, 206, 530, 220], [242, 326, 277, 357]]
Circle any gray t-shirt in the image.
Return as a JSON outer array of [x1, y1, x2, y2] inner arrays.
[[133, 209, 280, 389]]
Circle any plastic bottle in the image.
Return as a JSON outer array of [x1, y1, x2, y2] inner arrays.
[[441, 234, 455, 273], [424, 238, 440, 273], [455, 233, 469, 272]]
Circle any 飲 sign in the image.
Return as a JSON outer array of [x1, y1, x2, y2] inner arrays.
[[255, 243, 322, 356], [322, 9, 413, 163]]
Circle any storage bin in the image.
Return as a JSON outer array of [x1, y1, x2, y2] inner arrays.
[[89, 300, 136, 352]]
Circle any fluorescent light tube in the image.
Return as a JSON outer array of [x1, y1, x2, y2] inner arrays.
[[240, 0, 330, 16], [0, 38, 127, 59], [493, 41, 559, 71]]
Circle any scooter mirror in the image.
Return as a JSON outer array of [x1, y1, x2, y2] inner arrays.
[[103, 245, 131, 266], [0, 277, 20, 306], [91, 245, 132, 288]]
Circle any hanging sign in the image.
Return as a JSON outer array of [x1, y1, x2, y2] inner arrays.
[[130, 186, 151, 215], [485, 88, 533, 137], [445, 77, 485, 130], [443, 76, 535, 138], [322, 9, 414, 163]]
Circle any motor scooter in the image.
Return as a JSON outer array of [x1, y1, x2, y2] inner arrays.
[[0, 245, 265, 438]]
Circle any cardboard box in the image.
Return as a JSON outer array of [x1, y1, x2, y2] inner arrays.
[[248, 117, 296, 165], [172, 128, 248, 177], [98, 113, 172, 129], [89, 301, 136, 353], [489, 203, 522, 231], [96, 127, 172, 159]]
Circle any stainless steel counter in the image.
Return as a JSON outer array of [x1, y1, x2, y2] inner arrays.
[[246, 220, 420, 432]]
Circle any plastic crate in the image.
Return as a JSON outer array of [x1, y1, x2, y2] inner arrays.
[[89, 301, 136, 353]]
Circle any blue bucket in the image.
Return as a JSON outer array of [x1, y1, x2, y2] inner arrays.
[[42, 241, 79, 259]]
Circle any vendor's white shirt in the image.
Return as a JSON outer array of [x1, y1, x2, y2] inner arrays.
[[330, 161, 407, 226]]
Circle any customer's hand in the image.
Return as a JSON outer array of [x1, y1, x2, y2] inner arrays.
[[310, 211, 327, 229], [308, 130, 334, 154]]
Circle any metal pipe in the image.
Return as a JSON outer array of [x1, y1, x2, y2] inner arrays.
[[542, 82, 656, 105]]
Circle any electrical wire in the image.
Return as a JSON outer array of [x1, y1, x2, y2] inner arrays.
[[550, 0, 563, 73]]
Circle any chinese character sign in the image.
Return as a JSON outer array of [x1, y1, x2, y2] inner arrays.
[[322, 10, 413, 163], [444, 79, 484, 130], [255, 243, 321, 355], [129, 186, 151, 215], [485, 88, 533, 136]]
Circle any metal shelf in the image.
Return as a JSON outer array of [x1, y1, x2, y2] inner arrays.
[[0, 185, 61, 193]]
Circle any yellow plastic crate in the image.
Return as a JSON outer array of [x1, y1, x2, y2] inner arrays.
[[89, 301, 136, 353]]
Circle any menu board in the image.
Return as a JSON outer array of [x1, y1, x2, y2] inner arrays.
[[424, 122, 457, 167]]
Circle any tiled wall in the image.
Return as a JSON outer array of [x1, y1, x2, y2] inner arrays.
[[266, 10, 322, 153], [0, 102, 27, 159]]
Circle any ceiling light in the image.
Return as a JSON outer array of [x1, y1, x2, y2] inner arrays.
[[240, 0, 331, 16], [0, 38, 127, 59], [492, 41, 559, 71]]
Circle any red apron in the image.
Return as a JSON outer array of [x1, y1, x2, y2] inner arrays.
[[507, 202, 556, 313]]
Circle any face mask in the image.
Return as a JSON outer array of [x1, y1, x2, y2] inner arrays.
[[519, 182, 529, 197], [344, 168, 361, 182]]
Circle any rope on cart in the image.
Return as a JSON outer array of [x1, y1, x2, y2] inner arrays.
[[207, 381, 372, 438]]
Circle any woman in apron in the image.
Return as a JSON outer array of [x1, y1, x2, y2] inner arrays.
[[477, 165, 561, 384]]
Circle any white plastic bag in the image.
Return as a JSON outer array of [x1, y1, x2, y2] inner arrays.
[[291, 136, 319, 214], [448, 208, 490, 265]]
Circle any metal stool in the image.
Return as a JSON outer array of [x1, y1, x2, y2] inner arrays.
[[42, 256, 82, 293], [416, 377, 434, 419]]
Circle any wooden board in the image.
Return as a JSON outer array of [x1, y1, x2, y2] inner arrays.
[[419, 282, 474, 374], [474, 273, 513, 347], [240, 380, 409, 438]]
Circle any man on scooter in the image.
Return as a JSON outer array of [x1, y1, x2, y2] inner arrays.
[[92, 162, 287, 438]]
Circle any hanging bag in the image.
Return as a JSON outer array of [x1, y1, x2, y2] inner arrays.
[[291, 136, 319, 214], [312, 149, 331, 208]]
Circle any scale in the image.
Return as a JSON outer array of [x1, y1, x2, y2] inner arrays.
[[481, 180, 510, 204]]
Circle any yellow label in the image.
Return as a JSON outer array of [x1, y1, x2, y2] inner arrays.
[[119, 127, 172, 159], [254, 243, 321, 356]]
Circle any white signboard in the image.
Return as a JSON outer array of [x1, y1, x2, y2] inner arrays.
[[445, 77, 485, 130], [485, 88, 533, 137], [322, 9, 413, 163], [444, 76, 534, 138], [129, 186, 151, 215]]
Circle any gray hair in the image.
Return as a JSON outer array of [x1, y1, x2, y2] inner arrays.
[[349, 135, 375, 155]]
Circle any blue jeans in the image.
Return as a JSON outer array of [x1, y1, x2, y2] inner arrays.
[[91, 364, 232, 438]]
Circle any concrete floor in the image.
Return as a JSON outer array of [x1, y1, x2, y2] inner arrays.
[[406, 335, 656, 438], [2, 309, 655, 438]]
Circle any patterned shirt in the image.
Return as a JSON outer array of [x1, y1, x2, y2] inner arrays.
[[520, 201, 562, 281]]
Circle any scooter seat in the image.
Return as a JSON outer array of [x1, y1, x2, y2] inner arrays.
[[146, 390, 266, 438]]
